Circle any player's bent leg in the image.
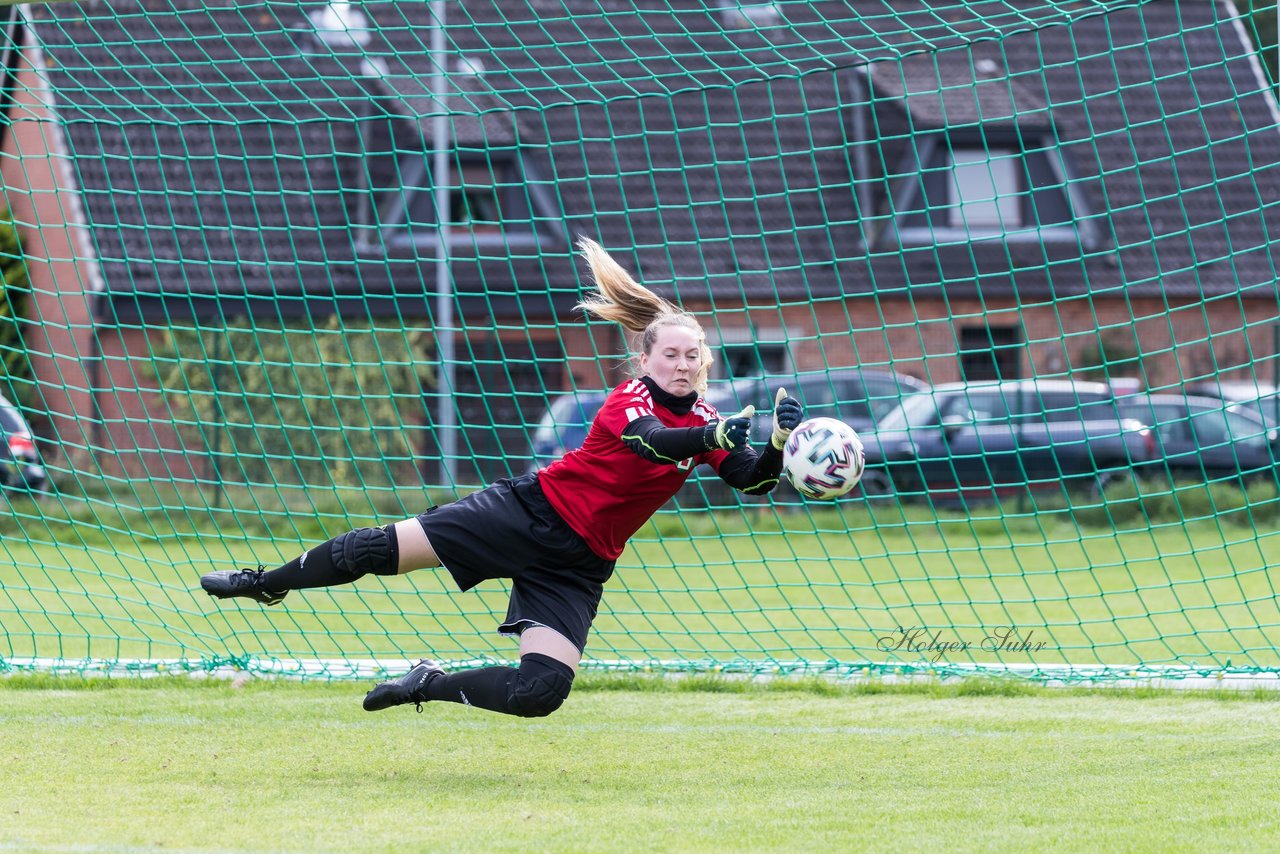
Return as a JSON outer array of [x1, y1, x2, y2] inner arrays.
[[506, 653, 575, 717], [363, 629, 581, 718], [392, 518, 441, 575], [362, 653, 574, 717]]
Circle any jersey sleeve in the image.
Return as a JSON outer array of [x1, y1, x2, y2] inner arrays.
[[594, 382, 657, 438], [700, 447, 731, 471]]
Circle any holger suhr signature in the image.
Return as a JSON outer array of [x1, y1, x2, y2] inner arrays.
[[877, 626, 1049, 663]]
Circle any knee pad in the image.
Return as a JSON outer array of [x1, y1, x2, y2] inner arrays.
[[508, 653, 575, 718], [329, 525, 400, 579]]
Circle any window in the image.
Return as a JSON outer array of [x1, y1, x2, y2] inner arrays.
[[1149, 405, 1192, 443], [829, 375, 875, 424], [887, 132, 1086, 244], [862, 376, 917, 422], [795, 375, 840, 420], [1226, 412, 1270, 448], [1026, 390, 1116, 423], [960, 326, 1021, 382], [948, 148, 1021, 229], [1190, 409, 1231, 448], [370, 148, 560, 249], [880, 393, 941, 430], [407, 161, 506, 232], [940, 390, 1012, 424], [718, 1, 782, 28], [721, 343, 788, 378], [0, 400, 24, 434]]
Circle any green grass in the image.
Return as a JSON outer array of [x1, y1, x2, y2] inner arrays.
[[2, 500, 1280, 674], [3, 678, 1280, 852]]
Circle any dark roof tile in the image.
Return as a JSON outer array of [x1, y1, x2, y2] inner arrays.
[[23, 0, 1280, 308]]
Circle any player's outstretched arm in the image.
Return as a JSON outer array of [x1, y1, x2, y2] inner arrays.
[[716, 388, 805, 495], [621, 406, 754, 465]]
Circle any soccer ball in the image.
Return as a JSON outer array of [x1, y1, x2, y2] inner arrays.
[[782, 417, 866, 500]]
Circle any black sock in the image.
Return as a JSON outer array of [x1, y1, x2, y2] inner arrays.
[[260, 525, 399, 591], [424, 654, 575, 717], [424, 665, 515, 712]]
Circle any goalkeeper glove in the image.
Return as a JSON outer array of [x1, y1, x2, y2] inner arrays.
[[705, 404, 755, 451], [770, 387, 803, 450]]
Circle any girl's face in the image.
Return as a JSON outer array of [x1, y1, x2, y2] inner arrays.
[[639, 324, 702, 396]]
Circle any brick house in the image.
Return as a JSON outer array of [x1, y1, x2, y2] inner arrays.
[[4, 0, 1279, 483]]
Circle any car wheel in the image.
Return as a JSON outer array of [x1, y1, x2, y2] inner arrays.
[[859, 468, 898, 501], [1091, 469, 1139, 499]]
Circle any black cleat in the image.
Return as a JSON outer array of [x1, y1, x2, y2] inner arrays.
[[363, 660, 444, 712], [200, 566, 288, 607]]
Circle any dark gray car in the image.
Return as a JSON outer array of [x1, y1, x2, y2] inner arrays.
[[704, 368, 929, 441], [1118, 394, 1279, 481], [861, 380, 1153, 502], [1185, 380, 1280, 427]]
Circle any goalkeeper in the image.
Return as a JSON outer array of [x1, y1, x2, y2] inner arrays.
[[200, 237, 803, 719]]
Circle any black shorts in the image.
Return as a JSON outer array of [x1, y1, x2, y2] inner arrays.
[[415, 473, 615, 654]]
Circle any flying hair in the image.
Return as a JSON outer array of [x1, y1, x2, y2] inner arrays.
[[575, 237, 714, 394]]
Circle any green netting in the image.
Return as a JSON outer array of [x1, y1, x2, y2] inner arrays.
[[2, 0, 1280, 683]]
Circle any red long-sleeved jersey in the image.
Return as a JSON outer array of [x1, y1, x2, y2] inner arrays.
[[537, 378, 728, 560]]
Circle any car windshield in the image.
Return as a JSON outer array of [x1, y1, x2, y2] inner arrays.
[[868, 386, 925, 422], [533, 394, 602, 445], [878, 393, 939, 430], [704, 377, 760, 411]]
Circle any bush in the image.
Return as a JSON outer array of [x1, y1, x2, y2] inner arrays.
[[149, 316, 436, 491], [0, 208, 33, 412]]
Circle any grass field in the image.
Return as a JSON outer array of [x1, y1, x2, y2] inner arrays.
[[4, 493, 1280, 850], [3, 675, 1280, 852], [3, 499, 1280, 674]]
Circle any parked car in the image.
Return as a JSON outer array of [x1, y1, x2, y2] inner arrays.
[[0, 393, 46, 494], [527, 389, 609, 471], [704, 368, 929, 443], [1117, 394, 1279, 481], [526, 377, 759, 472], [1185, 380, 1280, 427], [860, 380, 1154, 502]]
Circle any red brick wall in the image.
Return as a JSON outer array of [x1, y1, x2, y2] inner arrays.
[[0, 53, 100, 472], [672, 295, 1280, 390], [92, 325, 206, 481]]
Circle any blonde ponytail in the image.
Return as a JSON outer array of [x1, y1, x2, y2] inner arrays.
[[575, 237, 677, 333], [575, 237, 714, 394]]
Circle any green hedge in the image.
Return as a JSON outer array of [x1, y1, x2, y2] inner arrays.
[[0, 208, 32, 412], [149, 317, 436, 491]]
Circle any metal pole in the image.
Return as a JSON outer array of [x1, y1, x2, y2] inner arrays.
[[847, 70, 871, 249], [1273, 314, 1279, 390], [431, 0, 456, 484]]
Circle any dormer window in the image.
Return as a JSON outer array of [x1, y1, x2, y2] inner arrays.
[[370, 149, 561, 249], [356, 101, 564, 252], [717, 1, 783, 29], [887, 131, 1087, 244], [866, 56, 1102, 251], [402, 159, 507, 233]]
